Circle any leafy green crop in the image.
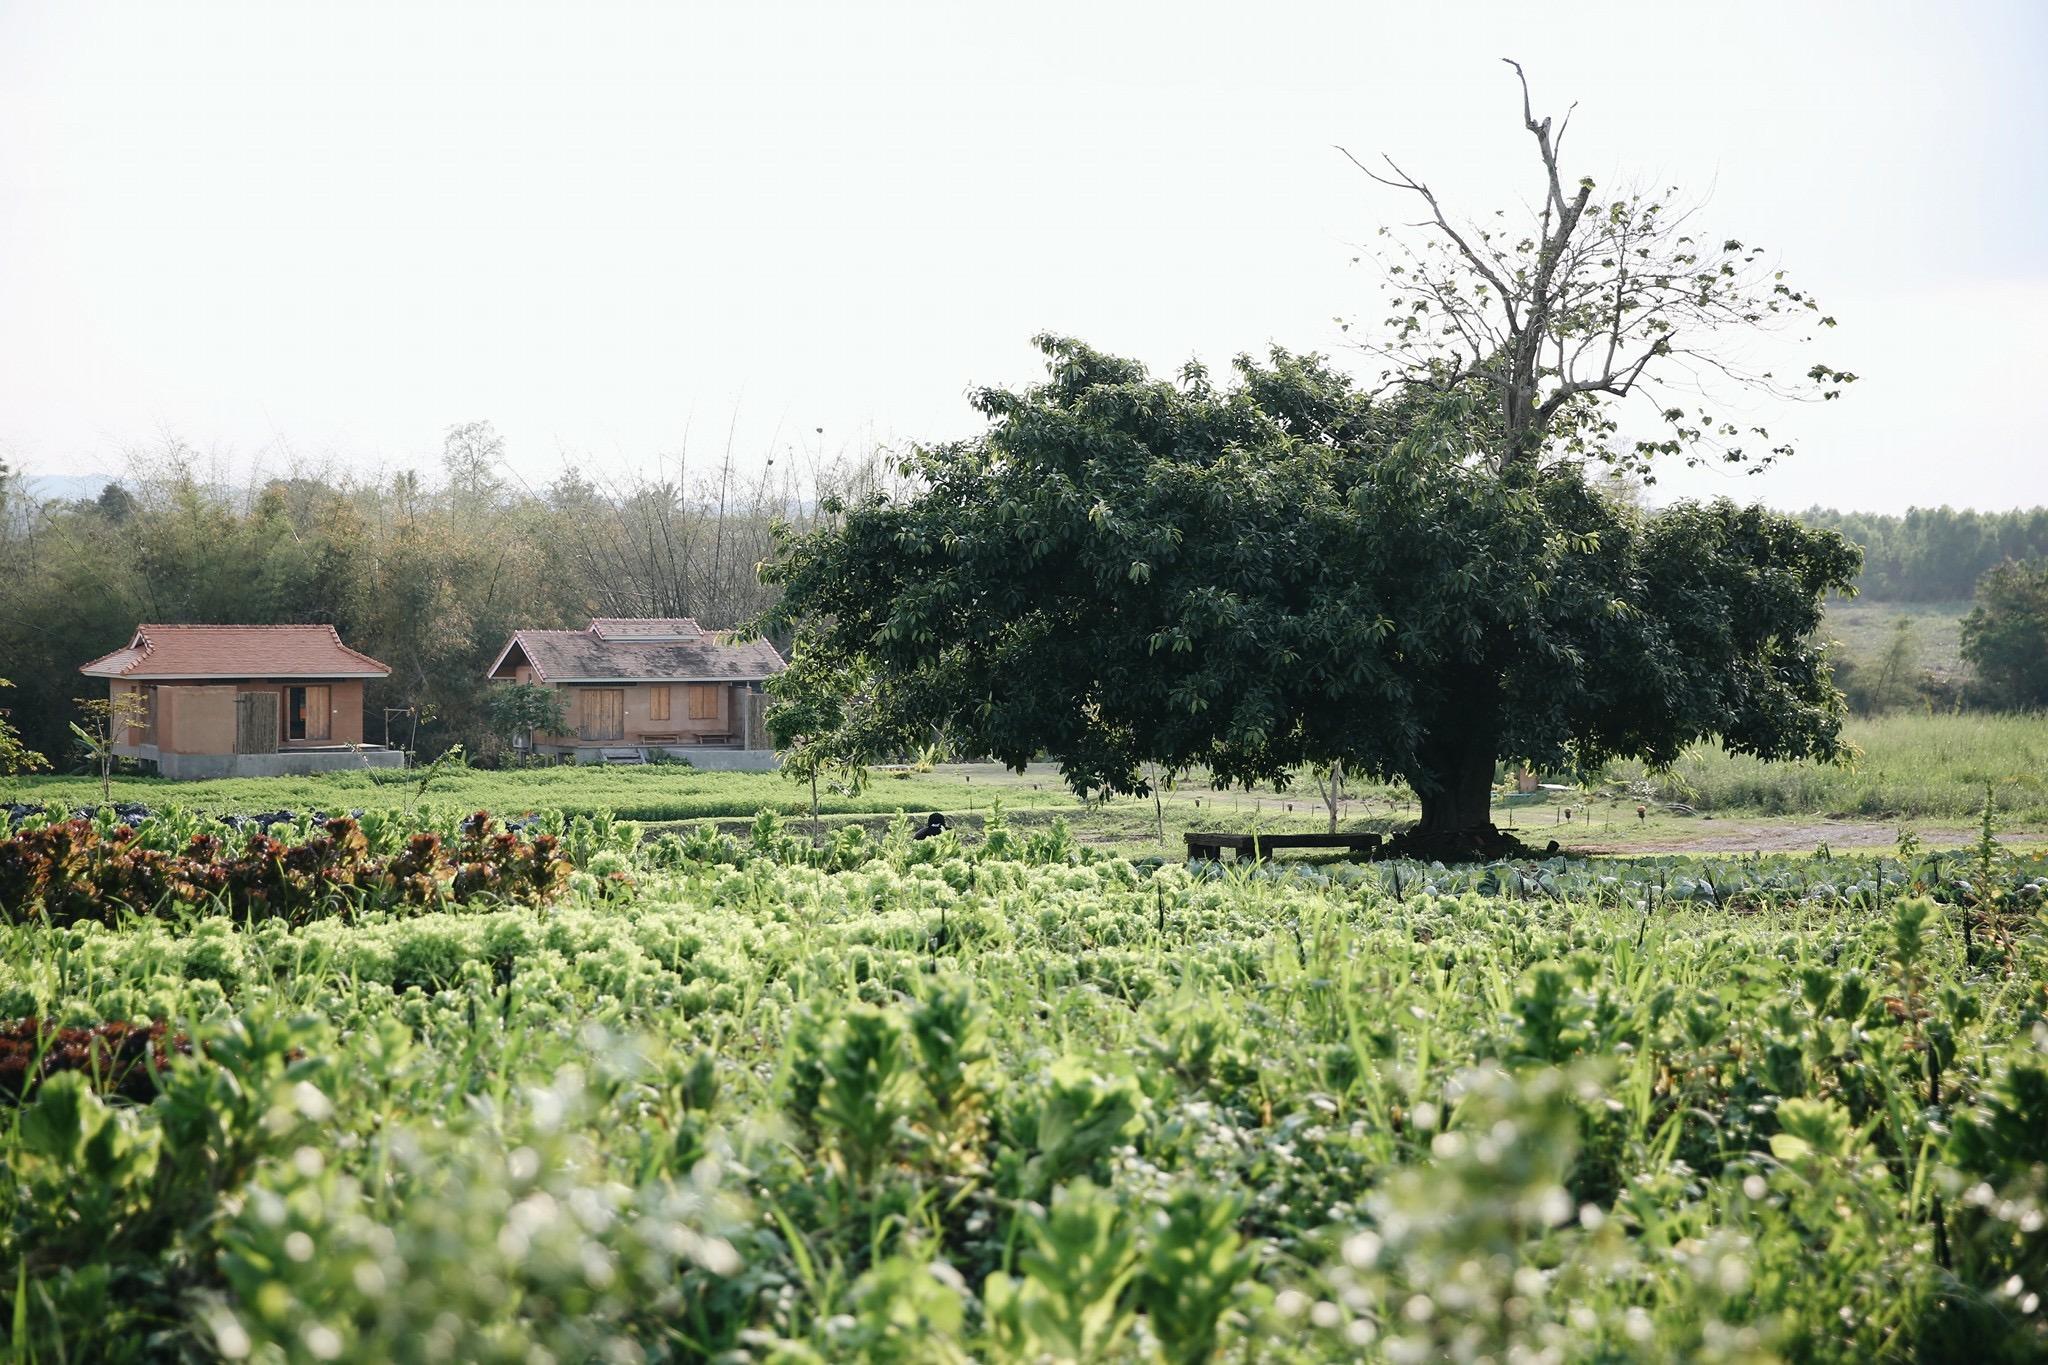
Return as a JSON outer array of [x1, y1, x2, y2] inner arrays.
[[2, 807, 2045, 1361]]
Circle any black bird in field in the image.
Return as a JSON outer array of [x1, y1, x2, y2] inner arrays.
[[912, 812, 950, 840]]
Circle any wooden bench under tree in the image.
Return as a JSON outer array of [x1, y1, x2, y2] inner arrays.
[[1184, 832, 1383, 862]]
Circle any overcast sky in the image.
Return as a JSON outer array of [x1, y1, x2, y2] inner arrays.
[[2, 0, 2043, 512]]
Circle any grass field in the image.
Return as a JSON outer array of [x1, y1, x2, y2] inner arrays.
[[6, 710, 2046, 854], [0, 762, 1077, 824], [1819, 598, 1972, 680]]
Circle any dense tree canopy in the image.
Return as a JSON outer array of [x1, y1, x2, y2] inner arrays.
[[764, 337, 1861, 834], [1960, 559, 2048, 711]]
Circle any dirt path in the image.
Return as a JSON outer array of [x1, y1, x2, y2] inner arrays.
[[1569, 820, 2044, 856]]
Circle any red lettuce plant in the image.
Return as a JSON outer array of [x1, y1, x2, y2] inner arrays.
[[0, 813, 575, 927]]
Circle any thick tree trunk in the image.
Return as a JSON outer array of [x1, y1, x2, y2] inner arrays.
[[1414, 740, 1497, 834]]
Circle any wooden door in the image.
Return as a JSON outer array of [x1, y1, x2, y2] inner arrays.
[[287, 685, 332, 741], [577, 688, 624, 741], [235, 692, 280, 754]]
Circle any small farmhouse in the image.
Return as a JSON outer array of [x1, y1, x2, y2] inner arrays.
[[79, 624, 404, 778], [485, 618, 785, 768]]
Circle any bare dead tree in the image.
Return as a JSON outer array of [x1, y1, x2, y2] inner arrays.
[[1339, 59, 1856, 481], [536, 438, 873, 629], [1311, 759, 1344, 834]]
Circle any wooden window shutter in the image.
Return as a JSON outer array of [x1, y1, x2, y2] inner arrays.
[[650, 685, 671, 721], [688, 684, 719, 720]]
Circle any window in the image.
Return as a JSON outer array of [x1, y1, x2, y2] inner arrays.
[[687, 684, 720, 720], [649, 685, 671, 721], [287, 685, 331, 741], [578, 688, 625, 741]]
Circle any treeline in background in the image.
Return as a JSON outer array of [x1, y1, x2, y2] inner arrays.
[[0, 424, 886, 767], [1, 427, 2042, 774], [1798, 506, 2048, 602]]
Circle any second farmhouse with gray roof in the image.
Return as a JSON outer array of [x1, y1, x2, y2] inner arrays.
[[486, 617, 784, 767]]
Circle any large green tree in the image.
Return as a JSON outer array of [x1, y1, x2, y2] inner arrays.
[[763, 339, 1860, 836], [763, 69, 1863, 844], [1960, 559, 2048, 710]]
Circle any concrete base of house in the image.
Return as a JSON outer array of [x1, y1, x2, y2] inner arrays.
[[119, 744, 408, 780], [537, 744, 779, 772]]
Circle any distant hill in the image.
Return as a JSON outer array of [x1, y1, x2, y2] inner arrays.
[[1821, 599, 1971, 680], [18, 473, 117, 503]]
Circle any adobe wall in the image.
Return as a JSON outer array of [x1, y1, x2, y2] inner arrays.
[[164, 685, 237, 755], [135, 679, 369, 756], [531, 681, 739, 744]]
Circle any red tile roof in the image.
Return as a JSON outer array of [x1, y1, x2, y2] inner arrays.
[[79, 625, 391, 680]]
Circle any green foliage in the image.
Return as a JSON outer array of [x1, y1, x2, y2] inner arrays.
[[765, 637, 885, 833], [70, 689, 149, 802], [1133, 1186, 1260, 1365], [4, 806, 2048, 1359], [1000, 1059, 1148, 1201], [0, 678, 48, 777], [826, 1256, 972, 1364], [907, 975, 992, 1139], [812, 1004, 916, 1188], [1962, 558, 2048, 710], [13, 1071, 163, 1260], [765, 338, 1861, 830], [985, 1180, 1142, 1362], [482, 682, 569, 753]]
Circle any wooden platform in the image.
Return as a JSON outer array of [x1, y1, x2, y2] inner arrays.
[[1185, 831, 1383, 861]]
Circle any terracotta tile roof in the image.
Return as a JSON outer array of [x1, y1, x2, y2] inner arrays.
[[79, 625, 391, 679], [487, 619, 785, 683]]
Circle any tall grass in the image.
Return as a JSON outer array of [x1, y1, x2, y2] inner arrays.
[[1612, 711, 2048, 821]]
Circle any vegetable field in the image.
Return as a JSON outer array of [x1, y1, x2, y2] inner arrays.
[[3, 806, 2047, 1361]]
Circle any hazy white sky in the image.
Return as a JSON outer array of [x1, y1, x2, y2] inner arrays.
[[2, 0, 2043, 512]]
